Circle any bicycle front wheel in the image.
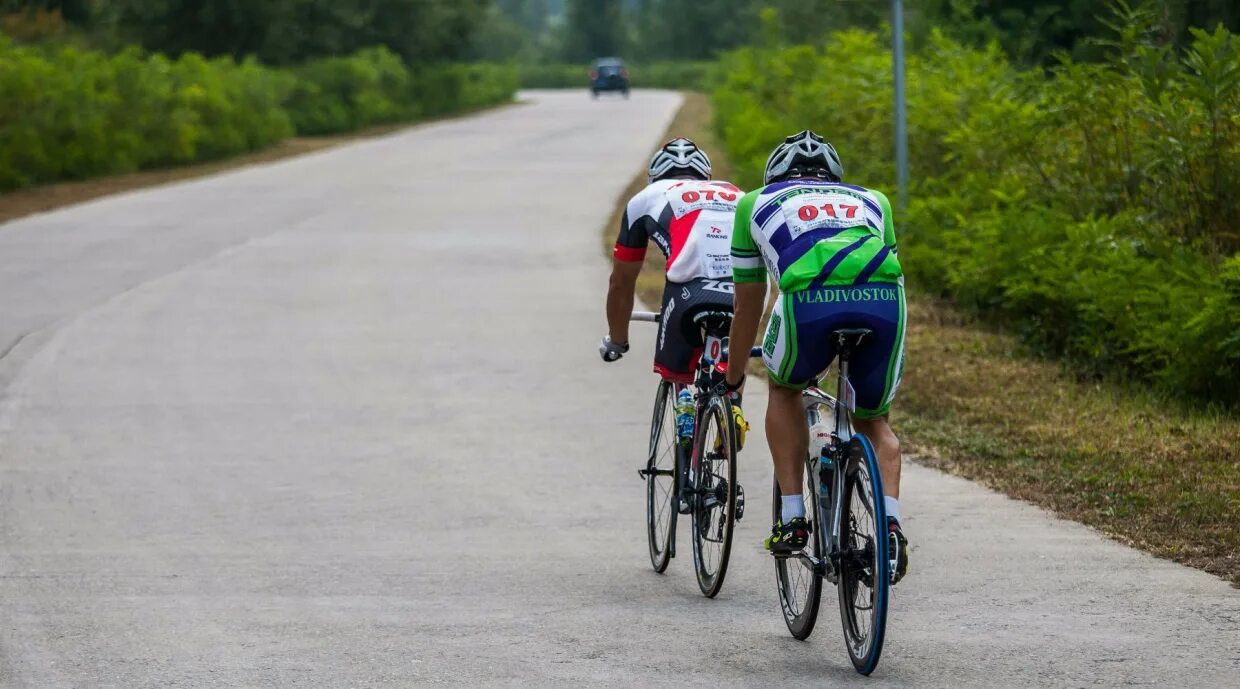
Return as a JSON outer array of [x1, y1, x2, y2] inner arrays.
[[645, 381, 678, 573], [690, 394, 738, 598], [836, 433, 890, 675]]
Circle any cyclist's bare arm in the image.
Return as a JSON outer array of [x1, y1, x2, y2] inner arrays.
[[606, 258, 643, 344], [725, 282, 766, 387]]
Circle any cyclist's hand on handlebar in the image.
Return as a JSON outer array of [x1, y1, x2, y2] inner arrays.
[[598, 335, 630, 362]]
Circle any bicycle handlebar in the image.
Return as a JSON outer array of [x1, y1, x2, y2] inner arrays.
[[724, 347, 764, 361]]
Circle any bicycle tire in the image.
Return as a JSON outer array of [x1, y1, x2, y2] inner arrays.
[[836, 433, 890, 675], [690, 394, 737, 598], [772, 464, 822, 639], [645, 381, 678, 573]]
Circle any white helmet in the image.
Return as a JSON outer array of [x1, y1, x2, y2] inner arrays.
[[648, 137, 711, 182], [763, 130, 844, 185]]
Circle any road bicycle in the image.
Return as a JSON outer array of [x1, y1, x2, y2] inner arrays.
[[772, 328, 894, 675], [632, 309, 759, 598]]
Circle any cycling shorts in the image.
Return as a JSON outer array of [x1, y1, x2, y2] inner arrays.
[[762, 282, 906, 418], [654, 277, 735, 383]]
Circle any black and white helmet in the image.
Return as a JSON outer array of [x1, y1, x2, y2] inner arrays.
[[648, 137, 711, 182], [763, 130, 844, 185]]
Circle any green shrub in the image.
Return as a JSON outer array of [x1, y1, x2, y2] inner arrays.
[[0, 38, 516, 189], [0, 37, 293, 186], [712, 26, 1240, 406], [518, 63, 586, 88], [286, 47, 412, 135]]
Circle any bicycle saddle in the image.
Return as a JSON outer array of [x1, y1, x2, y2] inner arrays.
[[693, 310, 733, 335], [832, 328, 873, 347]]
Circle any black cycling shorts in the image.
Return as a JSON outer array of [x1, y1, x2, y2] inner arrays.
[[653, 278, 735, 383]]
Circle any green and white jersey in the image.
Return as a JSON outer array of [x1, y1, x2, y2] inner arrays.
[[731, 179, 902, 291]]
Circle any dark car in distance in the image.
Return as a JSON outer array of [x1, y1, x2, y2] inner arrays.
[[590, 58, 630, 98]]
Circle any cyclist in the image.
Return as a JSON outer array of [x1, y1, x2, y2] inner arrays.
[[723, 130, 908, 583], [599, 137, 749, 448]]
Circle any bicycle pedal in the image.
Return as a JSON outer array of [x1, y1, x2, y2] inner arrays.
[[735, 484, 746, 520]]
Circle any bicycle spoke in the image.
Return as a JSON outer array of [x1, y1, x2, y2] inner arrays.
[[691, 397, 736, 598], [646, 382, 679, 573], [773, 402, 826, 640]]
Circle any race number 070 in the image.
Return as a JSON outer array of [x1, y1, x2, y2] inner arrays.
[[682, 190, 738, 203]]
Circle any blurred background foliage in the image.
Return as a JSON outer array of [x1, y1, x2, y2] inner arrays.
[[7, 1, 1236, 66]]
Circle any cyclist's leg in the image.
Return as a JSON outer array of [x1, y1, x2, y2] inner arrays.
[[766, 382, 807, 497], [853, 417, 900, 497], [813, 282, 909, 580], [761, 290, 835, 546], [846, 284, 906, 502]]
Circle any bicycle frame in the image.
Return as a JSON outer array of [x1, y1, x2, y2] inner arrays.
[[633, 310, 759, 514], [784, 335, 861, 584]]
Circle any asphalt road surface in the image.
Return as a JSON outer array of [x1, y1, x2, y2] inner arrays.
[[1, 90, 1237, 688]]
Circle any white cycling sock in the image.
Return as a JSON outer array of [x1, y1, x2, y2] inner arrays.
[[885, 496, 902, 526], [781, 495, 805, 522]]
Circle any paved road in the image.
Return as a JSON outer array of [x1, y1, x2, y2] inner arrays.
[[0, 90, 1236, 687]]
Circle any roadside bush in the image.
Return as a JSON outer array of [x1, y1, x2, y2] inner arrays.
[[518, 63, 585, 88], [0, 38, 516, 188], [286, 47, 412, 135], [0, 38, 293, 187], [411, 63, 519, 117], [713, 24, 1240, 406]]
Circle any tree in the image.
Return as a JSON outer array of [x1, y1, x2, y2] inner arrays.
[[468, 3, 535, 61], [0, 0, 93, 24], [633, 0, 750, 61], [915, 0, 1240, 64], [559, 0, 624, 61], [100, 0, 492, 64], [497, 0, 550, 35]]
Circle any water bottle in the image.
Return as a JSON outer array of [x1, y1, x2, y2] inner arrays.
[[809, 419, 833, 501], [808, 420, 832, 461], [674, 389, 695, 442]]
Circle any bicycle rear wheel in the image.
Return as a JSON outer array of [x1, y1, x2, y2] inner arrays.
[[690, 394, 738, 598], [645, 381, 678, 573], [836, 433, 890, 675], [772, 459, 822, 639]]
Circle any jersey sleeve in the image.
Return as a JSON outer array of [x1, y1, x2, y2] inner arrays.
[[872, 189, 897, 251], [731, 189, 766, 284], [613, 191, 655, 262]]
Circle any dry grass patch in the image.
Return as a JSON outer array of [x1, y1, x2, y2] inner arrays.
[[900, 298, 1239, 584]]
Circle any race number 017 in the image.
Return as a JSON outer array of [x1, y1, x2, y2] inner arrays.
[[798, 203, 859, 221]]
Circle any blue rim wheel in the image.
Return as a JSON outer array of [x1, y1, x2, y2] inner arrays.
[[836, 433, 890, 675]]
